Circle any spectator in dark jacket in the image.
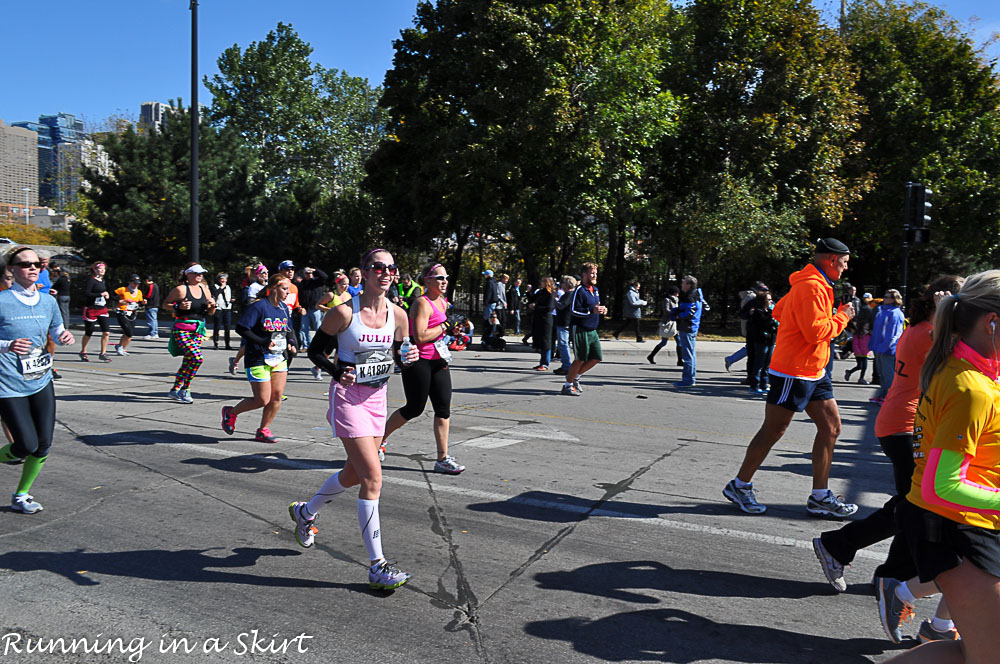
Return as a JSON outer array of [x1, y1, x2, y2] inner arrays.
[[297, 266, 329, 348], [531, 277, 556, 370], [746, 291, 778, 394]]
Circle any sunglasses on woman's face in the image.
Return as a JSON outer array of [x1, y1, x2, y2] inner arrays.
[[366, 262, 399, 276], [428, 275, 449, 282], [12, 261, 42, 269]]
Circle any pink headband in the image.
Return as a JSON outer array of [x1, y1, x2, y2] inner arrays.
[[361, 248, 387, 267]]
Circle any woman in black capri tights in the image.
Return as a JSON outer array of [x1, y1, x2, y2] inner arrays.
[[381, 261, 464, 474]]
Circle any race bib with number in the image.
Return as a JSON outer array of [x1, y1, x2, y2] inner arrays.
[[95, 296, 106, 306], [20, 347, 52, 381], [354, 349, 393, 388], [126, 301, 139, 311], [270, 332, 288, 353], [433, 337, 453, 364]]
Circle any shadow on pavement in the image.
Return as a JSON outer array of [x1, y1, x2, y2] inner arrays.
[[0, 547, 362, 591], [523, 606, 891, 663], [467, 489, 742, 523], [534, 560, 840, 601], [180, 452, 344, 474], [79, 429, 221, 447]]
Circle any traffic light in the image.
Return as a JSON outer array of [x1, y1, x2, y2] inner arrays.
[[905, 182, 932, 244]]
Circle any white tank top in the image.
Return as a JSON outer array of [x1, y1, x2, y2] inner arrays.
[[337, 296, 396, 364]]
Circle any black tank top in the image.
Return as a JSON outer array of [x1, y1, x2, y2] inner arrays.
[[183, 284, 209, 320]]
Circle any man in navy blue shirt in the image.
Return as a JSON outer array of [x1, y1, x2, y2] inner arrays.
[[562, 262, 607, 396]]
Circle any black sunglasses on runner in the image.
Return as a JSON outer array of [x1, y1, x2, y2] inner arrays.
[[11, 261, 43, 269], [366, 262, 399, 276], [427, 275, 449, 282]]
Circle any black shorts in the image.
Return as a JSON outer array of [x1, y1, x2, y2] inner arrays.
[[897, 498, 1000, 583], [766, 372, 834, 412]]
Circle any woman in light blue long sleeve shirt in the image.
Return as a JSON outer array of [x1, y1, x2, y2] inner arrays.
[[0, 246, 75, 513], [870, 289, 905, 402]]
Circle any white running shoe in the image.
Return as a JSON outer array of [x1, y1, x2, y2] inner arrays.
[[806, 491, 858, 518], [434, 456, 465, 475], [288, 501, 318, 548], [115, 344, 127, 356], [812, 537, 847, 592], [369, 560, 411, 590], [11, 493, 43, 514], [723, 480, 766, 514]]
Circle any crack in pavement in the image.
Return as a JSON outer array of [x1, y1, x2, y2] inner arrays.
[[477, 442, 689, 609], [415, 457, 490, 663]]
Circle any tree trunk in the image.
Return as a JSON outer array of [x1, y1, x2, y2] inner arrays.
[[614, 217, 626, 320], [603, 218, 618, 317]]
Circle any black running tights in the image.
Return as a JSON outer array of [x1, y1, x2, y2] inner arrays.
[[0, 381, 56, 458], [399, 358, 451, 420]]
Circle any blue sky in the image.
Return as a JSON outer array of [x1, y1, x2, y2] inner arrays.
[[2, 0, 998, 129]]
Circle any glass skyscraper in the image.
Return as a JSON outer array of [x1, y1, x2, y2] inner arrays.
[[12, 112, 86, 210]]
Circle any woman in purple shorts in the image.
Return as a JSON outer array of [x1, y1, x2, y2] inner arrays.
[[292, 248, 418, 591]]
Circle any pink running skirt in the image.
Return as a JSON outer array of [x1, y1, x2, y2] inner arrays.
[[329, 381, 388, 439]]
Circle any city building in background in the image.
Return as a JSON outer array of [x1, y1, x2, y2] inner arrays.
[[0, 118, 40, 206], [11, 112, 95, 211], [140, 101, 171, 133]]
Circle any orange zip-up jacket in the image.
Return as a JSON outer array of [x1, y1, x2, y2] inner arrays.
[[769, 263, 850, 379]]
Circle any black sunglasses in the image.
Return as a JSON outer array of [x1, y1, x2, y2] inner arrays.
[[427, 275, 449, 282], [366, 262, 399, 276], [11, 261, 43, 269]]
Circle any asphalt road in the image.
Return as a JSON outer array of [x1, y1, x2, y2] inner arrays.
[[0, 333, 919, 664]]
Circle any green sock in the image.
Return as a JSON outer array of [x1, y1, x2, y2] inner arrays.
[[16, 455, 47, 495], [0, 443, 19, 464]]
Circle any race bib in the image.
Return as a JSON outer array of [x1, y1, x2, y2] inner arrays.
[[270, 332, 288, 352], [433, 338, 453, 364], [354, 349, 393, 388], [263, 333, 286, 367], [126, 301, 139, 311], [20, 347, 52, 381], [95, 296, 106, 306]]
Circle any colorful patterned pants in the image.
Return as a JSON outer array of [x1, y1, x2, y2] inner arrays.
[[173, 330, 204, 390]]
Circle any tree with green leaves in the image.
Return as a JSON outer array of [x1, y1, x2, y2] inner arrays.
[[842, 0, 1000, 287], [74, 104, 260, 274], [367, 0, 678, 311], [645, 0, 868, 314], [206, 22, 388, 197]]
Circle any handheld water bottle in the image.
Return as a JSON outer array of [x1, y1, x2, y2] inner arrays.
[[400, 336, 413, 365]]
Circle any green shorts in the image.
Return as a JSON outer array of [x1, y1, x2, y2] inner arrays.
[[571, 327, 602, 363], [246, 361, 288, 382]]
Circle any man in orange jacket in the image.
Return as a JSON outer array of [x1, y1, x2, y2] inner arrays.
[[723, 238, 857, 516]]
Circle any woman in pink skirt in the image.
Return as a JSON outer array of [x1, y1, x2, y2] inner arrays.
[[292, 248, 418, 591]]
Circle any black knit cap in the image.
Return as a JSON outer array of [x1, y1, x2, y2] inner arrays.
[[815, 237, 850, 255]]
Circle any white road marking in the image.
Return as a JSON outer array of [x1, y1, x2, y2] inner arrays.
[[459, 423, 580, 448], [460, 435, 528, 449], [165, 441, 885, 561]]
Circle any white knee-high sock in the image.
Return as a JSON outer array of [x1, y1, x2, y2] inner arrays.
[[305, 471, 347, 515], [358, 498, 384, 563]]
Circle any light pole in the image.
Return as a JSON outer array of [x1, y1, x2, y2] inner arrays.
[[21, 187, 30, 225], [190, 0, 200, 263]]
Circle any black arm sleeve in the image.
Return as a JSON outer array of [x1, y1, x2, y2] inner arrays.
[[308, 329, 343, 378], [392, 338, 403, 367], [235, 323, 269, 346]]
